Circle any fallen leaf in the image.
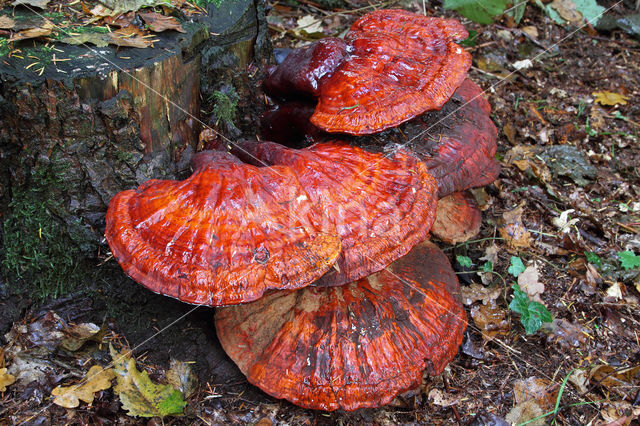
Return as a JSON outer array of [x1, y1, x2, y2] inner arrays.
[[51, 365, 115, 408], [568, 368, 589, 393], [552, 209, 580, 234], [521, 25, 539, 38], [593, 90, 630, 106], [471, 299, 510, 340], [295, 15, 323, 37], [518, 263, 544, 303], [461, 283, 502, 306], [11, 0, 49, 9], [551, 0, 583, 23], [109, 28, 153, 48], [61, 322, 102, 352], [0, 368, 16, 391], [478, 244, 500, 284], [98, 0, 173, 16], [139, 11, 185, 33], [111, 345, 186, 417], [166, 360, 197, 399], [60, 33, 110, 47], [499, 203, 532, 248], [589, 365, 640, 400], [0, 15, 15, 29], [505, 399, 546, 426], [541, 318, 588, 349], [8, 22, 53, 41], [606, 282, 623, 300], [428, 388, 460, 407], [513, 377, 558, 411]]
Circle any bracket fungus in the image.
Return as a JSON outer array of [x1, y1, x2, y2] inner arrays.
[[431, 191, 482, 245], [215, 240, 467, 411], [264, 9, 471, 135], [105, 150, 342, 306], [228, 140, 439, 287]]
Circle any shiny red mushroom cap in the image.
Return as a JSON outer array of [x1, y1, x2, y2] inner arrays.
[[105, 151, 341, 306], [230, 140, 439, 287], [215, 240, 467, 411], [431, 191, 482, 244]]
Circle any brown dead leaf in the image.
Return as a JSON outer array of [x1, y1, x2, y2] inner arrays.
[[542, 318, 588, 349], [589, 365, 640, 400], [518, 263, 544, 303], [428, 389, 460, 407], [568, 368, 589, 393], [51, 365, 115, 408], [521, 25, 539, 39], [461, 283, 501, 306], [139, 11, 186, 33], [499, 204, 532, 248], [505, 399, 545, 426], [11, 0, 49, 9], [0, 367, 16, 391], [593, 91, 630, 106], [471, 299, 510, 340], [478, 244, 500, 284], [551, 0, 583, 23], [0, 15, 15, 29], [103, 12, 137, 28], [503, 122, 517, 145], [513, 377, 558, 411], [109, 28, 153, 48], [8, 22, 53, 41], [606, 282, 624, 300]]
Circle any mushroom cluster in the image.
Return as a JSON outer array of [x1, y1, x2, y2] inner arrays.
[[105, 9, 499, 411]]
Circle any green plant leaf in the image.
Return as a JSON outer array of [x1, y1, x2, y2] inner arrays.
[[509, 284, 553, 334], [110, 345, 186, 418], [508, 256, 526, 277], [506, 0, 528, 24], [443, 0, 510, 24], [457, 255, 473, 268], [482, 261, 493, 272], [584, 251, 602, 269], [618, 251, 640, 270]]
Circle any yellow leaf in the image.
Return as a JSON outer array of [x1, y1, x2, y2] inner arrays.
[[0, 367, 16, 392], [593, 91, 630, 106], [51, 365, 115, 408], [110, 345, 186, 417]]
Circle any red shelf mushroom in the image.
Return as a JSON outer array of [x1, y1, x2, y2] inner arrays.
[[105, 150, 342, 306], [431, 191, 482, 244], [215, 240, 467, 411], [228, 140, 439, 287], [263, 9, 471, 135]]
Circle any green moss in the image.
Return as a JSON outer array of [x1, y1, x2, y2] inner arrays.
[[0, 38, 10, 58], [1, 160, 84, 300], [210, 87, 239, 127]]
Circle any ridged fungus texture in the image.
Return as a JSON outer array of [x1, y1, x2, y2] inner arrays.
[[407, 78, 500, 198], [316, 10, 470, 134], [215, 241, 467, 411], [105, 151, 342, 306], [263, 37, 349, 99], [230, 140, 439, 287], [431, 191, 482, 244]]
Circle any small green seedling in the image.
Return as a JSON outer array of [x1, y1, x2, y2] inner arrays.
[[618, 251, 640, 270], [456, 255, 473, 268], [584, 251, 602, 269], [508, 256, 526, 277], [509, 284, 552, 334]]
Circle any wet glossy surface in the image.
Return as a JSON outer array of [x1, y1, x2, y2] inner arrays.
[[231, 141, 439, 287], [215, 241, 467, 411], [105, 151, 342, 306], [431, 191, 482, 244], [311, 10, 471, 134]]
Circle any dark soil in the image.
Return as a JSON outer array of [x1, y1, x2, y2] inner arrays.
[[1, 0, 639, 424]]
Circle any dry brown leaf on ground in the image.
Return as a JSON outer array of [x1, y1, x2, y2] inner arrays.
[[542, 318, 588, 349], [470, 299, 510, 340], [0, 15, 15, 29], [51, 365, 115, 408], [166, 360, 197, 398], [593, 91, 630, 106], [518, 263, 544, 303], [11, 0, 48, 8], [139, 11, 185, 33], [428, 389, 460, 407], [499, 203, 532, 248], [513, 377, 559, 411], [461, 283, 501, 306], [109, 27, 153, 48], [8, 21, 53, 41], [0, 367, 16, 391], [551, 0, 583, 23]]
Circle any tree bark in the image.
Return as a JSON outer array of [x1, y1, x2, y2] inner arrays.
[[0, 0, 271, 296]]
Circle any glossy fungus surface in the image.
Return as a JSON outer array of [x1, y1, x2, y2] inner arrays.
[[401, 78, 500, 197], [431, 191, 482, 244], [263, 37, 349, 99], [215, 240, 467, 411], [231, 140, 439, 287], [105, 151, 342, 306], [311, 10, 471, 134]]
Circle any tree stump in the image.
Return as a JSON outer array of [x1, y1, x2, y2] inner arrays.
[[0, 0, 271, 297]]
